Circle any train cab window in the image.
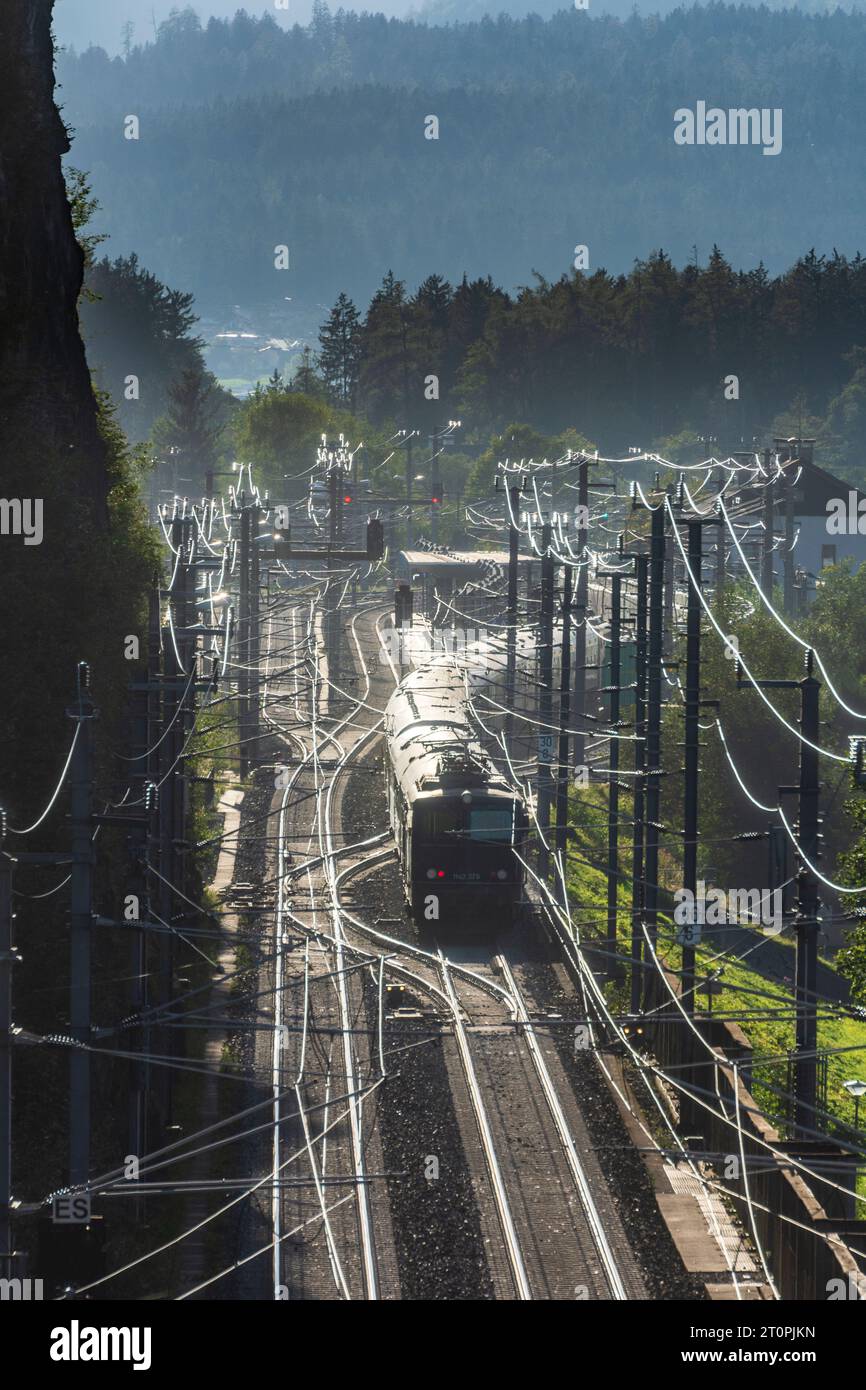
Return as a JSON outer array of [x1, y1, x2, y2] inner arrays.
[[425, 807, 461, 836], [468, 807, 514, 841]]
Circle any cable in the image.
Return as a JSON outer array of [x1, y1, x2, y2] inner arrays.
[[7, 723, 80, 834]]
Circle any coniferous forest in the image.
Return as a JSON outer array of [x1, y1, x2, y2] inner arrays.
[[59, 4, 866, 311]]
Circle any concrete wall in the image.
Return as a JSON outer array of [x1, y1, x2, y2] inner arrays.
[[796, 512, 866, 577]]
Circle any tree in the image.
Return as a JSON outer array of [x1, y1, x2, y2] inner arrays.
[[290, 346, 326, 398], [836, 794, 866, 1006], [80, 253, 208, 442], [152, 366, 226, 489], [318, 294, 362, 407], [358, 271, 413, 423], [65, 167, 106, 277], [815, 348, 866, 480], [464, 423, 552, 500]]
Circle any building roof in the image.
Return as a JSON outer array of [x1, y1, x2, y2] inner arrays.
[[398, 548, 532, 573], [780, 458, 866, 515]]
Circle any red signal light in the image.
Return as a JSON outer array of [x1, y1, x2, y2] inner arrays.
[[343, 494, 353, 504]]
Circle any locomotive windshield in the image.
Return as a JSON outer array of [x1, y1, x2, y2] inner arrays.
[[468, 807, 514, 842], [426, 807, 461, 836], [418, 801, 518, 841]]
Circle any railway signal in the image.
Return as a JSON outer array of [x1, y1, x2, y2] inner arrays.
[[395, 581, 414, 629], [367, 517, 385, 562]]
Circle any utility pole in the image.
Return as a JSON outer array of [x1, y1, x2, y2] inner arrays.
[[327, 465, 342, 710], [783, 471, 796, 616], [643, 499, 666, 1006], [537, 521, 555, 880], [630, 553, 648, 1014], [735, 648, 821, 1134], [68, 662, 96, 1188], [126, 592, 156, 1170], [430, 432, 442, 546], [604, 568, 622, 979], [715, 478, 726, 600], [176, 520, 195, 908], [158, 523, 185, 1122], [572, 456, 590, 772], [794, 654, 821, 1135], [555, 558, 574, 866], [238, 500, 251, 777], [504, 480, 521, 750], [429, 419, 460, 546], [0, 812, 15, 1280], [405, 430, 414, 548], [398, 429, 418, 550], [248, 504, 261, 753], [680, 520, 704, 1017], [761, 448, 775, 600], [663, 495, 675, 657]]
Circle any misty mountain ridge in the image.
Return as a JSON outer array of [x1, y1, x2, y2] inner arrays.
[[56, 0, 866, 60]]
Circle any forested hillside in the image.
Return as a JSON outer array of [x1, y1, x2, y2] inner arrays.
[[57, 4, 866, 313], [306, 253, 866, 480]]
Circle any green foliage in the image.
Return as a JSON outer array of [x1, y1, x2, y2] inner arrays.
[[302, 251, 866, 472], [661, 584, 804, 890], [816, 350, 866, 482], [319, 292, 362, 408], [464, 423, 597, 500], [79, 253, 212, 443], [233, 389, 363, 494], [65, 166, 106, 282], [804, 558, 866, 710], [152, 364, 229, 486], [289, 347, 326, 399]]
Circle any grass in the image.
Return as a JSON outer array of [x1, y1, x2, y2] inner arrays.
[[564, 781, 866, 1194]]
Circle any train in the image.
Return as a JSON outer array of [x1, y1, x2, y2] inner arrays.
[[384, 650, 529, 926], [380, 586, 637, 926]]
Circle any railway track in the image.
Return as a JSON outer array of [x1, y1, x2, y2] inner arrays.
[[238, 563, 671, 1300], [297, 593, 646, 1299], [263, 590, 403, 1300]]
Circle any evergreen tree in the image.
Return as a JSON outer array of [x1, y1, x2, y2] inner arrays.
[[80, 252, 207, 442], [153, 366, 226, 489], [358, 272, 411, 423], [318, 293, 362, 407], [290, 345, 326, 397]]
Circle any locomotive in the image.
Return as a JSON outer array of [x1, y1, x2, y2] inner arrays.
[[381, 596, 623, 925], [384, 654, 528, 926]]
